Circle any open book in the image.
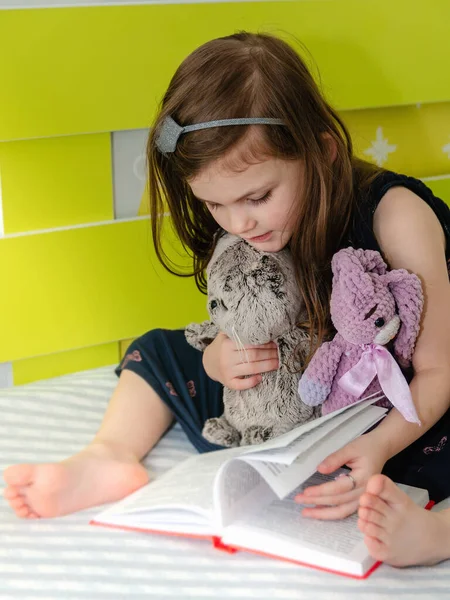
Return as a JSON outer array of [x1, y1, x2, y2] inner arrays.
[[92, 396, 430, 579]]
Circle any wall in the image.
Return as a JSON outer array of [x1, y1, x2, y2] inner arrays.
[[0, 0, 449, 386]]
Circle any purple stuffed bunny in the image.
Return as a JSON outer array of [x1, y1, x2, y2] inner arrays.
[[298, 248, 423, 424]]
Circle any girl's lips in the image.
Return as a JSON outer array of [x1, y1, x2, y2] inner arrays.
[[248, 231, 272, 243]]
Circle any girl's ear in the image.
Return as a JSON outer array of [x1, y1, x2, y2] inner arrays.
[[321, 132, 338, 163]]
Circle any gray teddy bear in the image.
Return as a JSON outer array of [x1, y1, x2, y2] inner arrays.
[[185, 233, 319, 447]]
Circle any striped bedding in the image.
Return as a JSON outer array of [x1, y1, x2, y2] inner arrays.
[[1, 366, 449, 599]]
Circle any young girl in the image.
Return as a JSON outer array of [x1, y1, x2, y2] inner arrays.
[[4, 32, 450, 568]]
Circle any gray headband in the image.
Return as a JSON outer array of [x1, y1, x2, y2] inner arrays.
[[155, 115, 285, 155]]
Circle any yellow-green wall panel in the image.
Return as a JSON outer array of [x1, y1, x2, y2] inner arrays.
[[0, 134, 113, 233], [346, 102, 450, 178], [2, 0, 450, 141], [0, 218, 207, 363], [424, 176, 450, 207], [139, 186, 150, 217], [13, 342, 120, 386], [119, 339, 136, 359], [139, 101, 450, 218]]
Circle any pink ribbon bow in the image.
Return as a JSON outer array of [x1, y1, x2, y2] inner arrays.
[[338, 344, 421, 425]]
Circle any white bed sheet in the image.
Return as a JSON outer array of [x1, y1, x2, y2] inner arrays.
[[1, 366, 449, 599]]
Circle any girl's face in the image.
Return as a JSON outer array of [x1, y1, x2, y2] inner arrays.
[[189, 147, 305, 253]]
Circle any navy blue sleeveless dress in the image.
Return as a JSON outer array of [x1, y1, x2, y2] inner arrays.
[[116, 171, 450, 501]]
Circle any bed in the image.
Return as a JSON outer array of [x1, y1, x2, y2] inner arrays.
[[1, 366, 449, 599]]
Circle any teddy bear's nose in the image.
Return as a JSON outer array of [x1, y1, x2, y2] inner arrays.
[[375, 317, 385, 328]]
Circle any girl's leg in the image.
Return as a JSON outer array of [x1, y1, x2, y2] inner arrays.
[[358, 474, 450, 566], [3, 370, 173, 518]]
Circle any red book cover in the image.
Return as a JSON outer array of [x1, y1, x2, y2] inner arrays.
[[91, 500, 435, 580]]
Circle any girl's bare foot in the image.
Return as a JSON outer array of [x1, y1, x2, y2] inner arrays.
[[3, 442, 149, 518], [358, 474, 450, 567]]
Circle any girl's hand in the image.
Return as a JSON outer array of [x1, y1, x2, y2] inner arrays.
[[203, 332, 279, 390], [294, 433, 388, 520]]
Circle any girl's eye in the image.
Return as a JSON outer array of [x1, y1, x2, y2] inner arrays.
[[206, 190, 272, 211], [248, 191, 272, 205]]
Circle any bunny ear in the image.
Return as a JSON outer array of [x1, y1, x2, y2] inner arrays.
[[330, 249, 374, 326], [332, 247, 388, 277], [383, 269, 424, 365], [331, 248, 383, 298]]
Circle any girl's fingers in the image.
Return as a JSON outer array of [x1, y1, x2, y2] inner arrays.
[[239, 341, 278, 350], [317, 445, 356, 474], [234, 348, 279, 364], [301, 499, 360, 520], [228, 374, 262, 390], [234, 358, 279, 377], [299, 472, 357, 498], [295, 487, 362, 507]]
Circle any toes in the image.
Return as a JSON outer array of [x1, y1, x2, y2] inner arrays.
[[359, 491, 376, 507], [6, 493, 30, 517], [3, 464, 34, 487], [366, 474, 406, 507], [359, 521, 386, 542], [359, 493, 391, 518], [4, 480, 41, 519], [358, 506, 386, 527], [365, 474, 391, 496], [16, 505, 33, 519], [364, 535, 388, 562], [9, 496, 27, 511], [4, 486, 21, 500]]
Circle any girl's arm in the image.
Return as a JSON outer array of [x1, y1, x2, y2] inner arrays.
[[368, 186, 450, 456], [295, 187, 450, 520]]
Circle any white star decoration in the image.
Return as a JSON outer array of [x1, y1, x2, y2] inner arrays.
[[363, 127, 397, 166], [443, 138, 450, 159], [133, 153, 146, 182]]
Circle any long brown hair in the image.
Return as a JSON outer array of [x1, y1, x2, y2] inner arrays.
[[147, 32, 382, 356]]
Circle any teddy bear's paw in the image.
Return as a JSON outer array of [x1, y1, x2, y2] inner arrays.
[[202, 418, 241, 447], [298, 376, 330, 406], [242, 425, 273, 446]]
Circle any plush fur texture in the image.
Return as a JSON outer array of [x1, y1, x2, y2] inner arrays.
[[299, 247, 424, 415], [185, 233, 318, 447]]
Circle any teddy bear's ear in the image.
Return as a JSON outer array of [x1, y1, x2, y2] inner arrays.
[[185, 321, 220, 352], [383, 269, 424, 365], [246, 254, 284, 293]]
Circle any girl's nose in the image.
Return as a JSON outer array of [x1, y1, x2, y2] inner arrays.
[[228, 207, 256, 236]]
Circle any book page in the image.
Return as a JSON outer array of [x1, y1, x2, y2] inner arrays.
[[237, 405, 386, 499], [94, 396, 386, 535], [214, 456, 277, 528], [246, 400, 378, 465], [212, 400, 384, 527], [241, 394, 383, 457], [221, 472, 429, 577], [95, 446, 244, 522], [221, 471, 374, 576], [237, 472, 365, 554]]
